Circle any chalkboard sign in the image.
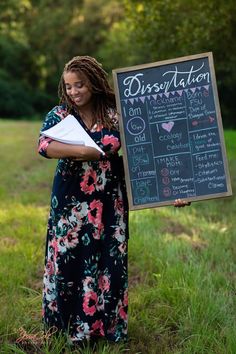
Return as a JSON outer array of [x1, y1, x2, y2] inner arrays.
[[113, 52, 232, 210]]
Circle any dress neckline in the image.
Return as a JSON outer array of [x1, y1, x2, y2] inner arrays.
[[71, 108, 103, 135], [72, 109, 91, 132]]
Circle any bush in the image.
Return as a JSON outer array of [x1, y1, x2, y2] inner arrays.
[[0, 70, 35, 117]]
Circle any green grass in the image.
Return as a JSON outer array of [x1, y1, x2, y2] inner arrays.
[[0, 119, 235, 354]]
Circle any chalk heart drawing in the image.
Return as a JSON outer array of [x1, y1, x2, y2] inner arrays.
[[162, 121, 174, 133]]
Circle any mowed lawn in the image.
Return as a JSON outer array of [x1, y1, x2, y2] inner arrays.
[[0, 119, 236, 354]]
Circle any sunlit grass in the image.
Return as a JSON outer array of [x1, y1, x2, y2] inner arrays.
[[0, 120, 235, 353]]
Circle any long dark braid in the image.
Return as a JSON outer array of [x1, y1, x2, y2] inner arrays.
[[58, 56, 117, 130]]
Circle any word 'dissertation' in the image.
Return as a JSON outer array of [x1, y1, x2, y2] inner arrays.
[[123, 63, 210, 98]]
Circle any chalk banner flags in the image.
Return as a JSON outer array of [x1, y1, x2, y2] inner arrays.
[[113, 52, 232, 210]]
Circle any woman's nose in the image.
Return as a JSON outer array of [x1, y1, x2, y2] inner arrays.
[[71, 86, 79, 95]]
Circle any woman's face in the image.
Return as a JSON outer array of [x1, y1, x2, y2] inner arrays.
[[63, 71, 92, 109]]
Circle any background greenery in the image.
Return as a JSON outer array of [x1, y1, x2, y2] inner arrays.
[[0, 123, 235, 353], [0, 0, 236, 127]]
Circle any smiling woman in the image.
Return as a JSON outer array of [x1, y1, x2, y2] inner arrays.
[[64, 72, 92, 115], [38, 56, 129, 345]]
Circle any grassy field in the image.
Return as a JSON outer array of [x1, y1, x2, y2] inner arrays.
[[0, 120, 235, 354]]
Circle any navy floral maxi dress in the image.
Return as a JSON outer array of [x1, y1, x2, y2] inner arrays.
[[38, 105, 129, 343]]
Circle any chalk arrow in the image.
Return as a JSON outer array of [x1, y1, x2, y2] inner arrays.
[[192, 116, 215, 126]]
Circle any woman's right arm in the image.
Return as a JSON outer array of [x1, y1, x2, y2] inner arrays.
[[46, 141, 100, 161], [38, 106, 101, 161]]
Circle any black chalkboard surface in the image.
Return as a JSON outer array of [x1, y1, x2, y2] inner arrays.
[[113, 52, 232, 210]]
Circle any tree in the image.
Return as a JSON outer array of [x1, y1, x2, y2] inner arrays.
[[0, 0, 39, 116], [1, 0, 235, 126], [105, 0, 236, 126]]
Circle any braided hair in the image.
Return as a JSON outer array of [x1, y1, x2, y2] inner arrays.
[[58, 56, 117, 130]]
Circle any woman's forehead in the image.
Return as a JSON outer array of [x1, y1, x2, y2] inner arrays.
[[63, 70, 88, 83]]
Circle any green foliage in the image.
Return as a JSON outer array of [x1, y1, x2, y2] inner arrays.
[[0, 18, 55, 117], [0, 71, 32, 117], [0, 120, 236, 353], [117, 0, 236, 127], [0, 0, 236, 127]]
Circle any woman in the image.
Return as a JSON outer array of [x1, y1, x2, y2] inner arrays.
[[38, 56, 129, 344], [38, 55, 190, 345]]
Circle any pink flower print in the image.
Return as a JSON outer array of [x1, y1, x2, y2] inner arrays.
[[57, 236, 68, 254], [91, 320, 105, 337], [55, 107, 69, 119], [88, 199, 104, 240], [118, 242, 127, 254], [114, 196, 124, 215], [50, 237, 59, 262], [123, 289, 128, 307], [119, 306, 127, 321], [71, 202, 88, 220], [96, 295, 105, 311], [48, 300, 58, 312], [99, 159, 111, 172], [83, 276, 94, 292], [101, 135, 120, 153], [64, 230, 79, 249], [96, 172, 107, 191], [38, 137, 52, 153], [117, 291, 128, 321], [45, 259, 54, 276], [107, 318, 117, 335], [114, 221, 126, 243], [68, 211, 79, 225], [80, 168, 97, 195], [83, 291, 98, 316], [98, 274, 110, 292], [58, 215, 67, 226], [95, 174, 106, 192], [92, 223, 104, 240], [117, 299, 127, 321], [88, 200, 103, 225], [72, 322, 90, 340]]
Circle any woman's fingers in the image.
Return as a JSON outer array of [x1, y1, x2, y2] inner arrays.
[[174, 199, 191, 207]]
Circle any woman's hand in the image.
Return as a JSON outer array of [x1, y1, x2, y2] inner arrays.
[[173, 199, 191, 208], [46, 141, 101, 161]]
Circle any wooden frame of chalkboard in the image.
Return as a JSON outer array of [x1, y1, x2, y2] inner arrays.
[[113, 52, 232, 210]]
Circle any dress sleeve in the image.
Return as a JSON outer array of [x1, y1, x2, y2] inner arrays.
[[38, 106, 68, 158], [98, 109, 121, 158]]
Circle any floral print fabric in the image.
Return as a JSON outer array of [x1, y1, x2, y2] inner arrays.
[[38, 106, 129, 342]]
